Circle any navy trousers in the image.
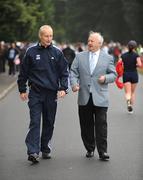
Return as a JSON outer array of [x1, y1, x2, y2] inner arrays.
[[25, 88, 57, 155]]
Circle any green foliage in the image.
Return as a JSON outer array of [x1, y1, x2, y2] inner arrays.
[[39, 0, 55, 25], [65, 0, 142, 43], [15, 1, 43, 41], [0, 0, 53, 42], [0, 0, 142, 43]]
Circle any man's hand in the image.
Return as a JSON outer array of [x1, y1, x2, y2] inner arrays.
[[98, 75, 106, 84], [72, 85, 80, 92], [20, 93, 28, 101], [57, 90, 66, 98]]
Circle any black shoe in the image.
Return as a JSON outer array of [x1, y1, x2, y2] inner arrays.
[[127, 100, 133, 113], [127, 105, 133, 114], [99, 152, 110, 161], [28, 153, 39, 163], [42, 152, 51, 159], [86, 151, 94, 158]]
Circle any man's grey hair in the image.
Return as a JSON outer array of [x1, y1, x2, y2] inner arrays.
[[89, 31, 104, 45]]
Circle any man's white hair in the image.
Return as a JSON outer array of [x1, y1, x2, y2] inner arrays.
[[39, 25, 53, 37], [89, 31, 104, 45]]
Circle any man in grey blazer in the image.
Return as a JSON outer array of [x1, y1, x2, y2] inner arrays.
[[70, 31, 117, 160]]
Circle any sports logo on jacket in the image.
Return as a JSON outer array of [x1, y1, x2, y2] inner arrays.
[[36, 54, 40, 60]]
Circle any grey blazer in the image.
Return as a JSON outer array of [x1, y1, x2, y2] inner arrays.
[[70, 50, 117, 107]]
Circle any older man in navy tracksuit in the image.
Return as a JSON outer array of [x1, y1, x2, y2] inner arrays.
[[17, 25, 69, 163]]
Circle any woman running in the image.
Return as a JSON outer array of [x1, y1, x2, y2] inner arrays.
[[120, 40, 142, 113]]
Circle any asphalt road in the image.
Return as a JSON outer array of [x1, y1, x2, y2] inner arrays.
[[0, 75, 143, 180]]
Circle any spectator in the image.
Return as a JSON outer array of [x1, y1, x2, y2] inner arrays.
[[6, 42, 19, 76], [62, 44, 75, 69]]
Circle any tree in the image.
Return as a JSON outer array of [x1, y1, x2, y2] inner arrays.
[[65, 0, 142, 43], [0, 0, 43, 41], [0, 0, 142, 43], [38, 0, 55, 26]]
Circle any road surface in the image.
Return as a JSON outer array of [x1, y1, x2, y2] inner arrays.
[[0, 75, 143, 180]]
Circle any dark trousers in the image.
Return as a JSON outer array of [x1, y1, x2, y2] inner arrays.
[[25, 88, 57, 155], [8, 60, 15, 75], [78, 94, 108, 154]]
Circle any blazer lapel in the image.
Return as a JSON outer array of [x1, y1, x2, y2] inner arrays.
[[83, 51, 90, 74]]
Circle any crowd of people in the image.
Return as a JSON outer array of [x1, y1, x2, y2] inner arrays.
[[0, 41, 29, 76], [1, 25, 143, 164], [1, 39, 143, 75]]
